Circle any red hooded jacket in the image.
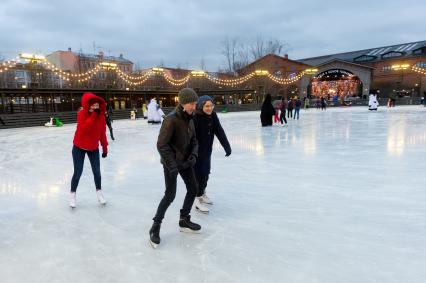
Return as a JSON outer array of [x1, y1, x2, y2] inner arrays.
[[73, 92, 108, 153]]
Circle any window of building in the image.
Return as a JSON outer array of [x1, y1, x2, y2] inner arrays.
[[381, 51, 404, 59], [414, 62, 426, 68], [353, 55, 377, 62], [413, 47, 426, 55], [382, 66, 393, 71]]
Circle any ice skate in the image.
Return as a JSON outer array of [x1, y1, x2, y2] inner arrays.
[[69, 192, 76, 208], [195, 197, 209, 214], [179, 215, 201, 233], [149, 222, 161, 249], [96, 190, 107, 205], [201, 194, 213, 205]]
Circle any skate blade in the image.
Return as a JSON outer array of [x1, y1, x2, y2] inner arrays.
[[196, 207, 209, 214], [149, 239, 158, 249], [179, 227, 201, 234]]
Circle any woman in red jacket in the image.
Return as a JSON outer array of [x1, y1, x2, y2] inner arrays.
[[70, 92, 108, 208]]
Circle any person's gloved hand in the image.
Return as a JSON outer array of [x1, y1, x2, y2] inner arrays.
[[102, 152, 107, 158], [225, 148, 232, 157], [187, 154, 197, 167], [168, 166, 178, 175], [94, 109, 101, 114]]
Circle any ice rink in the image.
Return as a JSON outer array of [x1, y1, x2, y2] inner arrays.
[[1, 106, 425, 283]]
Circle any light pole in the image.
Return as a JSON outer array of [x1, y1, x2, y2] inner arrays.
[[305, 68, 318, 99], [391, 64, 410, 98]]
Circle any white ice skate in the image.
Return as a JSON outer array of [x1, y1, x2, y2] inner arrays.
[[195, 197, 209, 214], [69, 192, 76, 208], [96, 190, 107, 205], [201, 194, 213, 205]]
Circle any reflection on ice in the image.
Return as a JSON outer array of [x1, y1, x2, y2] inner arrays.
[[1, 106, 426, 283]]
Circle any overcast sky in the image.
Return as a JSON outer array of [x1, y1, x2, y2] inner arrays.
[[1, 0, 425, 71]]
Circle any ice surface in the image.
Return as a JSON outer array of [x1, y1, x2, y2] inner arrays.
[[1, 106, 426, 283]]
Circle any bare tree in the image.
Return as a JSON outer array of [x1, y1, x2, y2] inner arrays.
[[250, 36, 290, 60], [221, 36, 239, 73], [220, 35, 291, 72]]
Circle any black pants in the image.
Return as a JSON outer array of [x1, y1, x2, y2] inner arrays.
[[280, 112, 287, 124], [106, 118, 114, 139], [71, 145, 101, 192], [196, 174, 209, 197], [153, 166, 198, 223], [287, 109, 293, 118]]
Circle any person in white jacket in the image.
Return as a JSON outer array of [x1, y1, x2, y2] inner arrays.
[[368, 94, 379, 111], [147, 98, 165, 124]]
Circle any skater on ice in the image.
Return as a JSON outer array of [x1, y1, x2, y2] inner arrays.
[[149, 88, 201, 248], [279, 97, 288, 126], [147, 98, 165, 124], [193, 95, 232, 214], [105, 103, 114, 140], [369, 94, 379, 111], [260, 93, 275, 127], [69, 92, 109, 208]]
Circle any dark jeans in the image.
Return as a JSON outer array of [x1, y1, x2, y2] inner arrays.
[[280, 112, 287, 124], [153, 165, 198, 223], [196, 174, 209, 197], [294, 108, 300, 119], [71, 145, 101, 192], [287, 109, 293, 118]]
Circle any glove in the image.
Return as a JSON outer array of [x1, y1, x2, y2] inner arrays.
[[102, 152, 107, 158], [225, 148, 232, 157], [94, 109, 100, 114], [187, 154, 197, 167], [168, 166, 178, 175]]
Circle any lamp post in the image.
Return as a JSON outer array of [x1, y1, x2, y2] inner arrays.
[[305, 68, 318, 98], [391, 64, 410, 98]]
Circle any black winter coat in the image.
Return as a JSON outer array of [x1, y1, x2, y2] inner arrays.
[[157, 105, 198, 172], [260, 101, 275, 126], [193, 111, 231, 175]]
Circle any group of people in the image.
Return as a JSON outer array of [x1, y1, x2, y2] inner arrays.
[[69, 89, 231, 249], [260, 94, 304, 127]]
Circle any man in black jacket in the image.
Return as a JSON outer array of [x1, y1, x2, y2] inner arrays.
[[149, 88, 201, 248]]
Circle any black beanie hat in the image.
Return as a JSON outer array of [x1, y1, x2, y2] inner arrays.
[[178, 88, 198, 105]]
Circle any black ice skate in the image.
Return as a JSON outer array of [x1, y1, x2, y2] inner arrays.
[[179, 215, 201, 233], [149, 222, 161, 248]]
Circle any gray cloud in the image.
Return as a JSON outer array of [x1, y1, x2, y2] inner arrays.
[[1, 0, 425, 70]]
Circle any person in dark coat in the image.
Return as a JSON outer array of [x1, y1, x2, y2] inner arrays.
[[149, 88, 201, 248], [260, 93, 275, 126], [193, 96, 231, 214], [0, 116, 5, 125], [105, 103, 114, 140]]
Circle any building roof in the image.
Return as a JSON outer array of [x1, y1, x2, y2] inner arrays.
[[297, 40, 426, 66], [239, 54, 312, 72], [78, 52, 133, 64], [314, 58, 375, 69]]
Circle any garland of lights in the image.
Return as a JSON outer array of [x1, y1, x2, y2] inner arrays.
[[412, 65, 426, 75], [0, 61, 17, 73]]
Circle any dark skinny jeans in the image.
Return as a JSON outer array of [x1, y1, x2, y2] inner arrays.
[[71, 145, 101, 192], [153, 165, 198, 223]]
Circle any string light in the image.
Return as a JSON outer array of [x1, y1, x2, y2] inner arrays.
[[1, 55, 314, 87]]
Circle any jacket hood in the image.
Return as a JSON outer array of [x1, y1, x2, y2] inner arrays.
[[81, 92, 106, 112]]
